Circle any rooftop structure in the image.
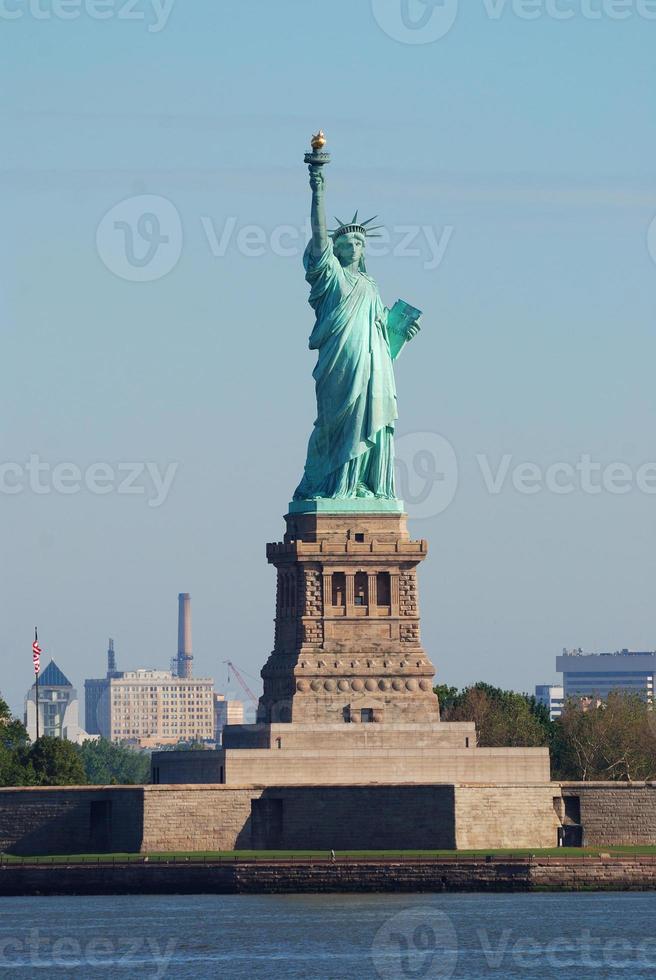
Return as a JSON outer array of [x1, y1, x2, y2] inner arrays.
[[177, 593, 193, 679]]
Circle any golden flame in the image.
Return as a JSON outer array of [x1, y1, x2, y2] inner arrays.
[[311, 130, 326, 151]]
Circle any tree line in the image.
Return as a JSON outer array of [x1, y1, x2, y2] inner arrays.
[[437, 682, 656, 782]]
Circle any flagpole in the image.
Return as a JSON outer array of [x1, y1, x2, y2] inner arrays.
[[34, 627, 40, 742], [35, 670, 40, 741]]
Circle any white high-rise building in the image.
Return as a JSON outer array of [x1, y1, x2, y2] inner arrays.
[[214, 694, 244, 743], [24, 660, 90, 744], [535, 684, 564, 721]]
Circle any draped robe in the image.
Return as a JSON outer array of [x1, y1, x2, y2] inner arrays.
[[293, 239, 398, 500]]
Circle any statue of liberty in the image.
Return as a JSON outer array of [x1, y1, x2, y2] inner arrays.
[[293, 133, 422, 504]]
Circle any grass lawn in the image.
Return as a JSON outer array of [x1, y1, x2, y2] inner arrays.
[[3, 846, 656, 863]]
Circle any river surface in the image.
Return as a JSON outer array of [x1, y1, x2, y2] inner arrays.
[[1, 892, 655, 978]]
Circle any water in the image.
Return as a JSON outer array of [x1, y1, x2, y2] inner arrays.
[[1, 892, 655, 978]]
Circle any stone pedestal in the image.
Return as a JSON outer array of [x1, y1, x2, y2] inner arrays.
[[258, 511, 440, 726], [208, 507, 551, 791]]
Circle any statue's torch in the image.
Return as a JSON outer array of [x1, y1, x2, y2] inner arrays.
[[304, 130, 331, 170]]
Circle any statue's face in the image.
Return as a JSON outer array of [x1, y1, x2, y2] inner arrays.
[[334, 232, 365, 267]]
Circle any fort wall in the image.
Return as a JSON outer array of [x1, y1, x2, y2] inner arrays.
[[2, 782, 656, 857]]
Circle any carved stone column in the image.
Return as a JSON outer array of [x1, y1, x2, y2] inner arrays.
[[345, 572, 355, 616], [367, 571, 378, 611], [322, 572, 332, 610], [390, 572, 400, 617]]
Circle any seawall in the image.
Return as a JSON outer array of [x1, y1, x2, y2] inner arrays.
[[2, 856, 656, 896]]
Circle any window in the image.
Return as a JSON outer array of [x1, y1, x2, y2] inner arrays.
[[377, 572, 391, 605], [354, 532, 365, 543], [361, 709, 374, 723], [332, 572, 346, 607], [354, 572, 368, 606]]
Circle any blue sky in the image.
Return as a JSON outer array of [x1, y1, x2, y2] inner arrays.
[[2, 0, 655, 716]]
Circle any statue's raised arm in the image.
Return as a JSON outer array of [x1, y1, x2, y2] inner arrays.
[[306, 131, 329, 257], [309, 167, 328, 257]]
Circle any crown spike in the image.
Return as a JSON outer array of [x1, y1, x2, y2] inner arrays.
[[352, 210, 359, 224], [361, 215, 379, 226]]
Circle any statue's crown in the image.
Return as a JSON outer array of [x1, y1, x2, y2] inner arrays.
[[330, 211, 383, 241]]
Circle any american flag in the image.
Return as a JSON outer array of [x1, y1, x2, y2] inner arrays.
[[32, 629, 41, 675]]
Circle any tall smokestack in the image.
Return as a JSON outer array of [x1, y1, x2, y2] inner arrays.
[[107, 637, 116, 677], [177, 593, 193, 679]]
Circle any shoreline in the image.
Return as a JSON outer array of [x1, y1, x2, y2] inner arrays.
[[2, 856, 656, 896]]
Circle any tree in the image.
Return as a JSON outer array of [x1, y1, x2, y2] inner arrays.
[[0, 694, 31, 786], [78, 739, 150, 785], [438, 682, 553, 748], [434, 684, 459, 714], [22, 737, 87, 786], [552, 692, 656, 781]]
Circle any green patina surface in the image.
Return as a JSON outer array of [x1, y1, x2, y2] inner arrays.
[[288, 498, 405, 515], [293, 138, 422, 508]]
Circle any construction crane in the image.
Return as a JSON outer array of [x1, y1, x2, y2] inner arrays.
[[223, 660, 259, 706]]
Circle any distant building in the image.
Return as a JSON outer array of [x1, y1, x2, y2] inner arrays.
[[214, 694, 244, 743], [556, 648, 656, 704], [535, 684, 564, 721], [84, 597, 215, 747], [24, 660, 90, 744], [85, 669, 215, 747]]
